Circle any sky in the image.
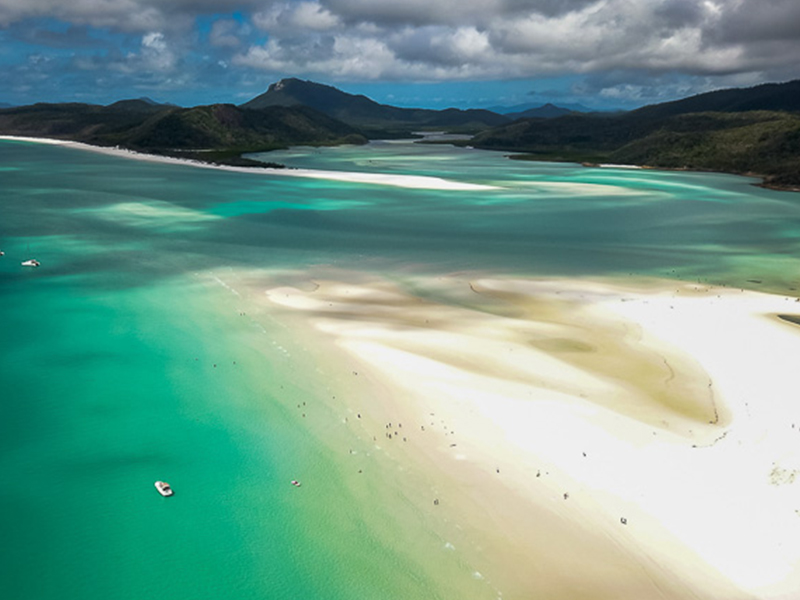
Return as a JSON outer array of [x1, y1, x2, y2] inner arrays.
[[0, 0, 799, 111]]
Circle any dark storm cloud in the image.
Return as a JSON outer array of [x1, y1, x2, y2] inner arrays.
[[9, 23, 113, 49], [709, 0, 800, 44], [653, 0, 706, 29], [0, 0, 270, 29], [320, 0, 600, 27]]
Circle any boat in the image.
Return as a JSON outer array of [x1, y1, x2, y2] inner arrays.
[[291, 480, 301, 487], [154, 481, 173, 497], [21, 259, 40, 267]]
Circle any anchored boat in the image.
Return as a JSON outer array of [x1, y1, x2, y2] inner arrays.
[[154, 481, 173, 497]]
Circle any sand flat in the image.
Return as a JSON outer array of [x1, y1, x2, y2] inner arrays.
[[263, 273, 800, 599], [0, 135, 497, 191]]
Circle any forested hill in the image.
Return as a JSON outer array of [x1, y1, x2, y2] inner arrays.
[[470, 80, 800, 191], [0, 102, 366, 166], [628, 80, 800, 120]]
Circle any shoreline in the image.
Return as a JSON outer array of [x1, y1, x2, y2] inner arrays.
[[508, 151, 797, 193], [594, 162, 800, 193], [259, 271, 800, 599], [0, 135, 498, 191], [4, 133, 794, 193]]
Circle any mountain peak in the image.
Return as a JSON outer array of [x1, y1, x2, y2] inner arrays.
[[244, 78, 348, 111], [241, 79, 509, 131], [105, 98, 174, 113], [269, 78, 299, 93]]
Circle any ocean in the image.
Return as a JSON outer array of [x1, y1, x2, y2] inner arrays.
[[1, 137, 799, 599]]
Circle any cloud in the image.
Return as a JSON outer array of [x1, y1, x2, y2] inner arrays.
[[234, 0, 800, 84], [0, 0, 164, 31], [708, 0, 800, 44], [0, 0, 270, 31], [290, 1, 340, 30], [7, 22, 111, 49], [140, 31, 176, 71], [0, 0, 799, 106], [320, 0, 598, 27], [209, 19, 245, 48], [233, 34, 398, 79], [2, 0, 799, 82], [66, 29, 180, 77], [253, 2, 339, 32]]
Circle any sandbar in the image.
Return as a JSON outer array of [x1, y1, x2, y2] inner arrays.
[[261, 272, 800, 599], [0, 135, 498, 191]]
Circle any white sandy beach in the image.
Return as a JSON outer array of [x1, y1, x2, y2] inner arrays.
[[0, 135, 498, 191], [261, 273, 800, 600]]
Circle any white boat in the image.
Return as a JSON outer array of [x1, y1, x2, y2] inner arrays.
[[291, 480, 301, 487], [154, 481, 173, 497], [21, 259, 40, 267]]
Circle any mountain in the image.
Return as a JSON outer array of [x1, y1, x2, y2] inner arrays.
[[490, 102, 592, 116], [505, 103, 576, 120], [106, 97, 176, 113], [0, 101, 366, 166], [0, 102, 161, 140], [470, 79, 800, 190], [629, 80, 800, 120], [242, 78, 509, 133], [0, 102, 13, 109], [118, 104, 364, 151]]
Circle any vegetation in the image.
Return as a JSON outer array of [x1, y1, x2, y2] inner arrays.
[[0, 102, 367, 168], [1, 78, 798, 189], [471, 80, 800, 191], [609, 112, 800, 188]]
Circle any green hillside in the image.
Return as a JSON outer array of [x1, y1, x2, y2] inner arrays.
[[628, 80, 800, 120], [0, 102, 366, 166], [610, 112, 800, 187], [471, 80, 800, 190]]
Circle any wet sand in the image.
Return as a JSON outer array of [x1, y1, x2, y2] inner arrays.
[[261, 272, 800, 600]]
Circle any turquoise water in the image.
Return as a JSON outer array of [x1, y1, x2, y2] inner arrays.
[[256, 141, 800, 287], [2, 138, 800, 599]]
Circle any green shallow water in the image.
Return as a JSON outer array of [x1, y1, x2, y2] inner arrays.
[[0, 268, 480, 600], [2, 138, 800, 600]]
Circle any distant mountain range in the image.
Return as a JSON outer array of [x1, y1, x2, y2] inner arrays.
[[245, 80, 588, 124], [105, 97, 179, 112], [504, 104, 576, 120], [489, 102, 594, 117], [0, 78, 798, 188]]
